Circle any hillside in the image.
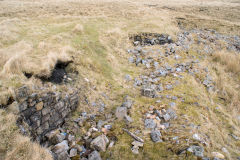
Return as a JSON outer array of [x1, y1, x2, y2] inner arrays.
[[0, 0, 240, 160]]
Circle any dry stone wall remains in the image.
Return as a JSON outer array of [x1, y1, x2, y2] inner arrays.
[[15, 86, 79, 143]]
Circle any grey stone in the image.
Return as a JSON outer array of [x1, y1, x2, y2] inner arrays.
[[128, 57, 135, 63], [115, 107, 127, 120], [46, 130, 66, 145], [104, 125, 112, 130], [52, 140, 69, 154], [144, 119, 156, 129], [56, 151, 70, 160], [131, 145, 139, 154], [125, 74, 132, 81], [141, 87, 156, 98], [136, 58, 142, 65], [172, 96, 178, 100], [132, 141, 144, 147], [97, 120, 105, 129], [187, 145, 204, 157], [169, 102, 176, 107], [90, 135, 109, 152], [42, 107, 51, 116], [162, 122, 170, 129], [156, 84, 164, 92], [193, 133, 201, 141], [166, 108, 177, 119], [150, 130, 162, 142], [19, 101, 28, 112], [155, 110, 163, 118], [166, 84, 173, 90], [230, 134, 240, 140], [163, 113, 171, 121], [122, 96, 133, 109], [69, 148, 77, 157], [153, 61, 159, 68], [88, 151, 102, 160], [124, 115, 133, 123]]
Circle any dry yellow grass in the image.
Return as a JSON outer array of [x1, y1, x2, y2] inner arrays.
[[0, 0, 240, 159], [213, 51, 240, 75]]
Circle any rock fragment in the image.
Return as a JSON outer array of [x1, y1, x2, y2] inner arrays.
[[90, 135, 109, 152]]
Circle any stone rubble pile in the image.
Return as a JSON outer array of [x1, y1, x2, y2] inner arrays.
[[11, 29, 240, 160]]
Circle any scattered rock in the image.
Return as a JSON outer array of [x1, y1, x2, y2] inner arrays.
[[144, 119, 156, 129], [211, 152, 225, 159], [88, 151, 102, 160], [193, 133, 201, 141], [187, 145, 204, 157], [141, 87, 156, 98], [131, 140, 144, 154], [115, 107, 127, 120], [124, 115, 133, 123], [69, 148, 77, 157], [52, 140, 69, 154], [150, 130, 162, 142], [90, 135, 109, 152], [121, 96, 134, 109]]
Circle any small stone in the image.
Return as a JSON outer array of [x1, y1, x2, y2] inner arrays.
[[166, 108, 177, 119], [211, 152, 225, 159], [52, 140, 69, 154], [144, 119, 156, 129], [150, 130, 162, 142], [132, 141, 144, 147], [131, 146, 139, 154], [193, 133, 201, 141], [230, 134, 240, 140], [163, 113, 171, 121], [97, 120, 105, 129], [169, 102, 176, 107], [175, 55, 181, 60], [166, 84, 173, 90], [187, 145, 204, 157], [108, 141, 115, 148], [69, 148, 77, 157], [129, 57, 135, 63], [46, 130, 66, 145], [141, 87, 156, 98], [124, 115, 133, 123], [104, 125, 112, 130], [88, 151, 102, 160], [122, 96, 133, 109], [36, 102, 43, 110], [221, 147, 228, 153], [56, 151, 70, 160], [125, 74, 132, 81], [115, 107, 127, 120], [162, 122, 170, 129], [90, 135, 109, 152]]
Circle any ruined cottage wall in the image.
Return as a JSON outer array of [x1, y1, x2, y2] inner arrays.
[[16, 86, 79, 143]]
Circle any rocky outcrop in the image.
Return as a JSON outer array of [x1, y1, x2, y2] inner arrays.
[[15, 86, 79, 143]]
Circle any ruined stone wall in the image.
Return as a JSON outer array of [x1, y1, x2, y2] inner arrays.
[[15, 86, 79, 143]]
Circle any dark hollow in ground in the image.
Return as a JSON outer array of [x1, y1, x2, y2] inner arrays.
[[39, 61, 73, 84], [24, 72, 33, 78], [0, 96, 14, 108]]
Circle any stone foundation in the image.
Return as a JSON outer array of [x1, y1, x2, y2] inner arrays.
[[16, 86, 79, 143]]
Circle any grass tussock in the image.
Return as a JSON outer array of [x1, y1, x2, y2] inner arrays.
[[0, 110, 52, 160], [212, 51, 240, 75]]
